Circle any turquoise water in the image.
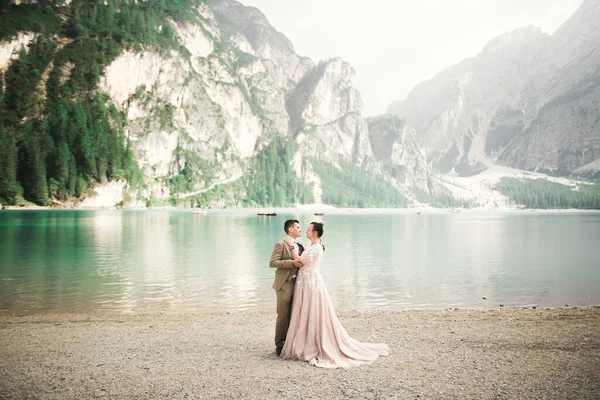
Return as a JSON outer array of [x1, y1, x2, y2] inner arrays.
[[1, 209, 599, 313]]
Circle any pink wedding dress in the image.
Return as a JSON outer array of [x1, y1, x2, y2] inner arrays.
[[281, 243, 389, 368]]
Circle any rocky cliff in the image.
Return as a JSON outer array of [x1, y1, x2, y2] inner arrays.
[[94, 0, 431, 206], [0, 0, 437, 208], [367, 114, 431, 192], [499, 0, 600, 177], [388, 0, 600, 178]]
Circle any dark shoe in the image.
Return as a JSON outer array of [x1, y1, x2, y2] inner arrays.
[[276, 346, 283, 357]]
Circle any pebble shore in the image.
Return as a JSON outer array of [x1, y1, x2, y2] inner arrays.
[[1, 308, 599, 399]]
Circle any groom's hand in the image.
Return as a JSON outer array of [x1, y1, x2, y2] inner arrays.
[[293, 259, 304, 267]]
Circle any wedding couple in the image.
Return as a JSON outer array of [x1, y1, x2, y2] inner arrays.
[[269, 219, 389, 368]]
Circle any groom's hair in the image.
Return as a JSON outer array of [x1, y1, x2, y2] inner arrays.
[[284, 219, 299, 234]]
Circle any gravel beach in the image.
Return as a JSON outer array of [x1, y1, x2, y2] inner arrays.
[[1, 308, 599, 399]]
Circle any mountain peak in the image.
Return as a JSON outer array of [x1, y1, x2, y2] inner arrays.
[[385, 0, 599, 178], [552, 0, 600, 42], [481, 26, 548, 54], [210, 0, 296, 54]]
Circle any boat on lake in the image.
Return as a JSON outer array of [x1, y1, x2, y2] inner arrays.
[[257, 211, 277, 216]]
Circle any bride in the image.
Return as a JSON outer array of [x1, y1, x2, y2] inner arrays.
[[280, 221, 389, 368]]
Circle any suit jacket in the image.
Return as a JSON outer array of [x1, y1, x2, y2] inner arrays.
[[269, 239, 304, 291]]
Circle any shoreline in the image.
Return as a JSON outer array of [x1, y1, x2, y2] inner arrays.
[[2, 205, 600, 212], [1, 305, 599, 323], [1, 308, 599, 399], [1, 304, 599, 318]]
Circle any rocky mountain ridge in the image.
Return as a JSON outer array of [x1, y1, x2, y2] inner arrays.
[[388, 0, 600, 179], [0, 0, 433, 208], [2, 0, 596, 210]]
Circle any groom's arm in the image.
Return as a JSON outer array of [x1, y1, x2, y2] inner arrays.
[[269, 241, 294, 269]]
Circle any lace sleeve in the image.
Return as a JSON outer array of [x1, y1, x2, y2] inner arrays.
[[300, 244, 322, 268]]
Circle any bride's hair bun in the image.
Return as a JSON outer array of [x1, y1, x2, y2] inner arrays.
[[310, 221, 325, 238]]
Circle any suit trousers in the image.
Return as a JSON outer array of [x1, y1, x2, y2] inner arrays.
[[274, 279, 295, 348]]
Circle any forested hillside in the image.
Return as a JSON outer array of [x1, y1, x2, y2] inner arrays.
[[7, 1, 593, 210], [495, 178, 600, 209], [1, 0, 428, 209], [0, 0, 200, 206]]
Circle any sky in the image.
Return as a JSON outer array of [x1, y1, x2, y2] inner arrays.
[[241, 0, 584, 117]]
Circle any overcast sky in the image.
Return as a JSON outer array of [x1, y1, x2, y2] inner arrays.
[[241, 0, 583, 116]]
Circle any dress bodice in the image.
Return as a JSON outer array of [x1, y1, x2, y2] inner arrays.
[[297, 243, 325, 292], [299, 243, 323, 271]]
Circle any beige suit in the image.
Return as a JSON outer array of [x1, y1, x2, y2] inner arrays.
[[270, 239, 301, 349]]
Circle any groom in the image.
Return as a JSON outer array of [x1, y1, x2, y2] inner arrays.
[[269, 219, 304, 356]]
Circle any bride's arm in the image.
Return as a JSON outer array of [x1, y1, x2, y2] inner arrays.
[[282, 238, 300, 260], [299, 245, 322, 268]]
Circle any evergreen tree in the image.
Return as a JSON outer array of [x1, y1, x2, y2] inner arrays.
[[495, 177, 600, 209], [19, 122, 49, 205], [311, 158, 408, 208], [0, 125, 19, 204]]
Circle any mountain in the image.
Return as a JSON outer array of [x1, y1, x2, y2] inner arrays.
[[499, 0, 600, 177], [388, 0, 600, 178], [367, 114, 430, 191], [0, 0, 431, 208]]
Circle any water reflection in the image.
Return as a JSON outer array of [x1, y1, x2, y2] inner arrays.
[[217, 216, 263, 310], [0, 210, 599, 313]]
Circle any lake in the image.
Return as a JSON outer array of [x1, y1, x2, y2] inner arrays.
[[1, 209, 599, 313]]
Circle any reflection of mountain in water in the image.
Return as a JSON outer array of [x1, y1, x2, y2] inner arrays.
[[118, 212, 178, 310], [216, 218, 263, 310], [2, 211, 600, 312]]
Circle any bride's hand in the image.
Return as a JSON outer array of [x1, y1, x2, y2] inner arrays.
[[293, 259, 304, 267], [283, 238, 294, 246]]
